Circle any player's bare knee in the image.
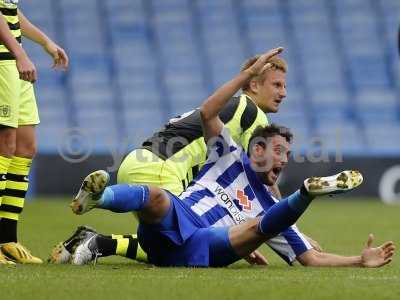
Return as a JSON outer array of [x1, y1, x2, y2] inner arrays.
[[15, 139, 37, 158], [14, 125, 37, 158], [228, 219, 265, 257], [148, 188, 170, 214], [245, 218, 264, 236], [139, 187, 170, 223], [0, 127, 16, 157]]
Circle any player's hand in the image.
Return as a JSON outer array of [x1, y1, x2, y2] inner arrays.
[[15, 52, 37, 83], [43, 40, 69, 70], [244, 47, 284, 76], [303, 234, 323, 252], [361, 234, 395, 268], [245, 250, 269, 266]]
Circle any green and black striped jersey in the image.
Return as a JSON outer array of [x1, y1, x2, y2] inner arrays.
[[141, 94, 269, 188], [0, 0, 21, 61]]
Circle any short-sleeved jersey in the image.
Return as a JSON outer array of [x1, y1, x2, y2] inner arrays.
[[179, 127, 312, 264], [0, 0, 21, 61], [141, 94, 268, 190]]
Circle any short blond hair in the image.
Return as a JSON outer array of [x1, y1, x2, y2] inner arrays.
[[241, 55, 287, 91]]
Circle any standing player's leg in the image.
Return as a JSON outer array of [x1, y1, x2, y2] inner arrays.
[[0, 62, 19, 264], [0, 128, 15, 211], [0, 126, 35, 243], [0, 127, 16, 265], [0, 79, 42, 264]]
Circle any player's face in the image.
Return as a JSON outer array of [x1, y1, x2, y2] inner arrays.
[[251, 135, 290, 186], [254, 70, 286, 113]]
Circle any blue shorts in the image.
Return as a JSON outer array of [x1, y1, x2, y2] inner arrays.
[[137, 191, 240, 267]]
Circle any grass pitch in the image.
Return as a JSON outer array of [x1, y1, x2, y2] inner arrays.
[[0, 198, 399, 300]]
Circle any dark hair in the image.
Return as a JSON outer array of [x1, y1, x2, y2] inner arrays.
[[248, 124, 293, 150]]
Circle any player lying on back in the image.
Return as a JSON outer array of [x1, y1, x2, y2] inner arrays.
[[66, 47, 394, 268]]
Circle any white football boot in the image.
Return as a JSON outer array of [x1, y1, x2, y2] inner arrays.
[[72, 231, 101, 265], [304, 170, 363, 197], [48, 226, 97, 264]]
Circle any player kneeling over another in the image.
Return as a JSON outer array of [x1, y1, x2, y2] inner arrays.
[[69, 48, 394, 268]]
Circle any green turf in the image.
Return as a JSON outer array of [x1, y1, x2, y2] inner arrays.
[[0, 198, 399, 300]]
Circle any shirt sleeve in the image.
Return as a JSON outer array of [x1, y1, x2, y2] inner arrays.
[[265, 225, 313, 265]]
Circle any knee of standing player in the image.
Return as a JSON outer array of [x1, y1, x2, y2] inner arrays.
[[16, 138, 37, 158], [0, 127, 17, 157]]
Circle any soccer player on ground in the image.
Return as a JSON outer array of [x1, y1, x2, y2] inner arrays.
[[49, 48, 320, 265], [49, 47, 322, 265], [68, 48, 394, 268], [0, 2, 68, 264]]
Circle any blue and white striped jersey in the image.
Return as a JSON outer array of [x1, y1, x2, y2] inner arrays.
[[179, 127, 312, 264]]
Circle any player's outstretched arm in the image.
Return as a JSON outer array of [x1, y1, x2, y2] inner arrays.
[[297, 234, 395, 268], [18, 9, 69, 70], [200, 47, 283, 142]]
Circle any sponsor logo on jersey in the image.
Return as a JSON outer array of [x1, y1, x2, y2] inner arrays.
[[214, 186, 246, 224], [236, 189, 252, 210]]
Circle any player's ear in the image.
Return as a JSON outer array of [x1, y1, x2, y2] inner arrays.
[[249, 79, 259, 94], [253, 143, 264, 156]]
